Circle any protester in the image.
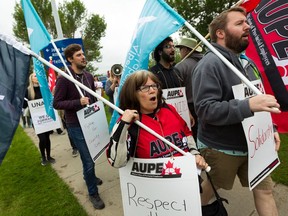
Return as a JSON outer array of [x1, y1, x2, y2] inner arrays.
[[52, 74, 78, 157], [53, 44, 105, 210], [21, 96, 32, 128], [94, 75, 103, 89], [27, 73, 55, 166], [105, 68, 121, 114], [149, 37, 183, 89], [106, 70, 207, 171], [175, 37, 203, 141], [94, 75, 103, 96], [192, 7, 281, 215]]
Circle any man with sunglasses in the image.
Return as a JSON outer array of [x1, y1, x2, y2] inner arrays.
[[149, 37, 183, 89]]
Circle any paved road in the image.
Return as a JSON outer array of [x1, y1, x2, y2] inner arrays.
[[24, 127, 288, 216]]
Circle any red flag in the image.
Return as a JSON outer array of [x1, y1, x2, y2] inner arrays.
[[246, 0, 288, 133], [48, 57, 56, 92], [240, 0, 261, 13]]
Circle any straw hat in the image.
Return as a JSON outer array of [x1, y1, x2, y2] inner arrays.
[[175, 38, 202, 52]]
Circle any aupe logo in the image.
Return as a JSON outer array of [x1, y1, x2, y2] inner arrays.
[[84, 104, 100, 118], [131, 160, 182, 178], [166, 89, 184, 99]]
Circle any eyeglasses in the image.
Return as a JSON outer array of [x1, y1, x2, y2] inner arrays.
[[138, 84, 160, 92], [163, 44, 175, 49]]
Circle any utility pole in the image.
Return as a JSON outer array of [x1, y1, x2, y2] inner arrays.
[[51, 0, 63, 39]]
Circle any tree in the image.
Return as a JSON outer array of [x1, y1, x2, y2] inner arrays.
[[13, 0, 106, 72], [166, 0, 239, 37]]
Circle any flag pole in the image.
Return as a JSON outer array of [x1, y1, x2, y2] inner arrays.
[[179, 0, 245, 63], [28, 47, 210, 172], [51, 0, 63, 40]]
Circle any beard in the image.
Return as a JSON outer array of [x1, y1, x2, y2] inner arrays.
[[76, 61, 87, 70], [225, 29, 249, 53], [161, 51, 175, 63]]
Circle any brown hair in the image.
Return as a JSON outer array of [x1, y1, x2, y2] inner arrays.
[[209, 7, 247, 43], [64, 44, 82, 63], [119, 70, 163, 112]]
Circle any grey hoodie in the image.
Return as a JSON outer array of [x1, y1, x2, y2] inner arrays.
[[192, 43, 260, 151]]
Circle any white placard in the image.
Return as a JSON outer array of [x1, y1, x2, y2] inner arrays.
[[95, 88, 102, 96], [76, 101, 110, 161], [162, 87, 191, 129], [28, 99, 62, 134], [232, 80, 280, 190], [119, 155, 202, 216]]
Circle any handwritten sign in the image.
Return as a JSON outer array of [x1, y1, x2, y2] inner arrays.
[[162, 87, 191, 129], [232, 80, 280, 190], [77, 101, 109, 161], [28, 99, 62, 134], [119, 155, 202, 216]]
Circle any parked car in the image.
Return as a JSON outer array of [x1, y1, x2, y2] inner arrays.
[[98, 76, 108, 89]]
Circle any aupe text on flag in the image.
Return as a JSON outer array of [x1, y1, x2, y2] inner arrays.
[[246, 0, 288, 133]]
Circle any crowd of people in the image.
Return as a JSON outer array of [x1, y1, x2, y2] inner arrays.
[[21, 6, 282, 215]]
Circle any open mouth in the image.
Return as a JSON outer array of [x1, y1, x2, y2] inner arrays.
[[242, 33, 249, 39], [150, 96, 157, 101]]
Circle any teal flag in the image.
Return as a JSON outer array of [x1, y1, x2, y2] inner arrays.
[[21, 0, 55, 120], [109, 0, 185, 131]]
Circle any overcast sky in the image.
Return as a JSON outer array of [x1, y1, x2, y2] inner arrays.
[[0, 0, 147, 75]]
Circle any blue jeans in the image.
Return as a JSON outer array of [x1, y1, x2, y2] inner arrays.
[[67, 126, 98, 195]]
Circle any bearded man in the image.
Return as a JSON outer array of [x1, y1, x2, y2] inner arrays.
[[192, 7, 281, 216], [149, 37, 183, 89]]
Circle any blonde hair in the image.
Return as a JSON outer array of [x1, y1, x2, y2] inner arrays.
[[27, 73, 37, 100]]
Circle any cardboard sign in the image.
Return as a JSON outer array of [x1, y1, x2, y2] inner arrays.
[[77, 101, 110, 161], [232, 80, 280, 190], [162, 87, 191, 129], [28, 99, 61, 134], [119, 155, 202, 216]]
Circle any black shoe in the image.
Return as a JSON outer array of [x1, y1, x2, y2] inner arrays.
[[47, 157, 56, 164], [72, 149, 79, 157], [89, 193, 105, 209], [96, 177, 103, 185], [41, 159, 48, 166]]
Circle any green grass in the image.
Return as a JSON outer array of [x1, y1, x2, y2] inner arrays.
[[0, 126, 88, 216], [271, 133, 288, 185]]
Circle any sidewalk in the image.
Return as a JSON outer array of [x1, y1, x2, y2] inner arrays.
[[24, 127, 288, 216]]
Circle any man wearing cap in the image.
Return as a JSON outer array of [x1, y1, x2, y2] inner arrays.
[[175, 37, 203, 142]]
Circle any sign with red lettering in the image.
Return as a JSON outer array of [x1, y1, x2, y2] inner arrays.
[[232, 80, 280, 190], [119, 155, 201, 216]]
